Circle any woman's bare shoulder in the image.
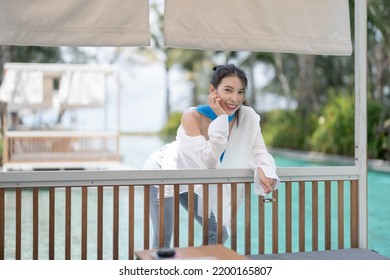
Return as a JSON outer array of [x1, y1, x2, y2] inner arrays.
[[181, 110, 202, 136]]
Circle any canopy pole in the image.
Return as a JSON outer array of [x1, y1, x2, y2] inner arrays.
[[354, 0, 368, 249]]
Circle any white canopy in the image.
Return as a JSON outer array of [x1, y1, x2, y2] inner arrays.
[[0, 63, 117, 110], [58, 71, 105, 109], [0, 0, 150, 46], [0, 0, 352, 55], [164, 0, 352, 55], [0, 69, 50, 110]]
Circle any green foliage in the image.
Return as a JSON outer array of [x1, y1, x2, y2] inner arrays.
[[367, 99, 390, 159], [261, 109, 315, 150], [262, 90, 389, 160], [308, 91, 389, 159], [309, 91, 355, 156], [10, 46, 62, 63], [159, 111, 183, 138]]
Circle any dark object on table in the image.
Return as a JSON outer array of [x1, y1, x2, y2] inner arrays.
[[156, 248, 176, 258]]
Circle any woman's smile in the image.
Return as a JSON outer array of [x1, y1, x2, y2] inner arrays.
[[222, 103, 239, 113]]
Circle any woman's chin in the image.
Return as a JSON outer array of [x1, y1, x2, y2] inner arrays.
[[224, 107, 239, 115]]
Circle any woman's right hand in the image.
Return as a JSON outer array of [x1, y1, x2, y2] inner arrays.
[[207, 92, 226, 116], [257, 167, 276, 194]]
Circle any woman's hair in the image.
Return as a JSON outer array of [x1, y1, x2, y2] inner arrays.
[[210, 64, 248, 89], [210, 64, 248, 126]]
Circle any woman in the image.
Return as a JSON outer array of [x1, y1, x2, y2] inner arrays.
[[143, 64, 279, 248]]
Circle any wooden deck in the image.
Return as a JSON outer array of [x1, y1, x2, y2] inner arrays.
[[2, 130, 121, 171]]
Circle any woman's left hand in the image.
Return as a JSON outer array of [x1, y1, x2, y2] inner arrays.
[[207, 92, 226, 116], [257, 167, 276, 194]]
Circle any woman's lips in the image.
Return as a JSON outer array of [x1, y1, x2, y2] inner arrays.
[[225, 104, 238, 110]]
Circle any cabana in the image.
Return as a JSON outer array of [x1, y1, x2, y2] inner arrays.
[[0, 0, 384, 260], [0, 62, 123, 171]]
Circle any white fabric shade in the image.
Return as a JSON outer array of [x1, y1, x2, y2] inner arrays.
[[0, 0, 352, 55], [164, 0, 352, 55], [0, 0, 150, 46], [0, 63, 114, 110], [58, 71, 105, 108], [0, 69, 50, 110]]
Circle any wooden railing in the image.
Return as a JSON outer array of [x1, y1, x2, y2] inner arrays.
[[2, 131, 120, 170], [0, 167, 361, 260]]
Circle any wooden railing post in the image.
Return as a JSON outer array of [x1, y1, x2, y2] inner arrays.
[[173, 184, 181, 247], [312, 181, 319, 251], [285, 181, 292, 253], [0, 189, 4, 260]]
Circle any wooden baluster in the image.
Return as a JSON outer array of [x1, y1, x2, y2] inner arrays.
[[217, 183, 223, 244], [188, 184, 195, 247], [15, 188, 21, 260], [113, 185, 119, 259], [0, 189, 4, 260], [202, 184, 209, 246], [324, 181, 332, 250], [244, 182, 251, 255], [143, 185, 150, 250], [299, 181, 305, 252], [173, 184, 180, 247], [312, 181, 319, 251], [285, 181, 292, 253], [128, 185, 135, 260], [81, 186, 88, 260], [258, 195, 265, 254], [272, 190, 279, 254], [33, 188, 39, 260], [230, 183, 237, 251], [338, 180, 345, 249], [350, 180, 359, 248], [49, 187, 55, 260], [65, 187, 72, 260], [158, 185, 165, 248], [97, 186, 103, 260]]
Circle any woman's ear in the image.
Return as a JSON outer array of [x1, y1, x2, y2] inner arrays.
[[209, 84, 216, 94]]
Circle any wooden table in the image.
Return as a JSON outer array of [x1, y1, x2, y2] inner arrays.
[[135, 244, 248, 260]]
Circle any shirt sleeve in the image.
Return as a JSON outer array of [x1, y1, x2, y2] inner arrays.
[[249, 128, 280, 196], [176, 114, 229, 169]]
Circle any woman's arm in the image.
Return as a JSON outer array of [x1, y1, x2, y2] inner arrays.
[[250, 128, 280, 195]]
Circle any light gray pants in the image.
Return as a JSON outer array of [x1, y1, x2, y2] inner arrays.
[[144, 144, 229, 248], [149, 186, 229, 248]]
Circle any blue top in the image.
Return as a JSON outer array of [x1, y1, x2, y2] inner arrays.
[[195, 105, 236, 122], [195, 105, 235, 162]]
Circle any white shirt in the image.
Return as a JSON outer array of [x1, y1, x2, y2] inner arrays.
[[151, 106, 280, 226]]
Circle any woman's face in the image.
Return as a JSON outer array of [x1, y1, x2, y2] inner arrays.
[[211, 76, 246, 115]]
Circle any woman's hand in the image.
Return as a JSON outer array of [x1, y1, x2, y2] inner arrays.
[[208, 92, 226, 116], [257, 167, 276, 194]]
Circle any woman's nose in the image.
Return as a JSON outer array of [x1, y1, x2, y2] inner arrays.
[[231, 93, 240, 103]]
